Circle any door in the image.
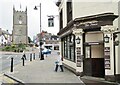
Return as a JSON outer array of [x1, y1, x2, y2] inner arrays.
[[91, 45, 105, 77], [83, 45, 92, 76]]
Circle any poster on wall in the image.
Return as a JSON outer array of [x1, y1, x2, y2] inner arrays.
[[76, 47, 82, 67], [104, 47, 110, 69]]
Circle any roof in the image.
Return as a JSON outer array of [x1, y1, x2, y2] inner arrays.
[[74, 13, 118, 22], [0, 28, 11, 36]]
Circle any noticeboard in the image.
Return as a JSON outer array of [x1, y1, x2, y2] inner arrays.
[[104, 47, 110, 69], [76, 47, 82, 67]]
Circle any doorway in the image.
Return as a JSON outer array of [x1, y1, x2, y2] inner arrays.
[[83, 44, 105, 78]]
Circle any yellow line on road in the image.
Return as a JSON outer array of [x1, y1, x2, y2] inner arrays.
[[1, 74, 18, 84]]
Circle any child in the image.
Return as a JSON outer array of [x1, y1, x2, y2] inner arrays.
[[55, 52, 64, 72]]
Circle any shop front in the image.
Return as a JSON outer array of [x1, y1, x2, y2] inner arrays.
[[58, 13, 120, 82], [83, 32, 104, 78]]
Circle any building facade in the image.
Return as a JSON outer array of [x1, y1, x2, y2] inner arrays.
[[0, 28, 12, 46], [56, 0, 120, 82], [36, 31, 60, 50], [12, 6, 28, 44]]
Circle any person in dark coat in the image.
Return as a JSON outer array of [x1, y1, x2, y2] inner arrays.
[[23, 54, 27, 60], [22, 51, 27, 60]]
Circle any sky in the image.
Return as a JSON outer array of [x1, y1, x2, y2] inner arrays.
[[0, 0, 59, 40]]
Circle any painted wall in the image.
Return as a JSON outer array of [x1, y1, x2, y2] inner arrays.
[[58, 0, 67, 28], [73, 1, 118, 17], [116, 33, 120, 74], [118, 1, 120, 29], [72, 1, 119, 29], [85, 32, 103, 42], [116, 1, 120, 75], [59, 0, 119, 31], [104, 33, 115, 75], [63, 59, 76, 69]]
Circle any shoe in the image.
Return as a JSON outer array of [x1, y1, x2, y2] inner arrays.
[[54, 70, 57, 72]]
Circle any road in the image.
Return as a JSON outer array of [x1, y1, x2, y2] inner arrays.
[[0, 48, 40, 84], [0, 52, 39, 73]]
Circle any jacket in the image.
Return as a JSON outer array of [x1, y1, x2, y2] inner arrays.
[[57, 55, 63, 65]]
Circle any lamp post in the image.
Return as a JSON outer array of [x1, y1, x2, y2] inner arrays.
[[34, 3, 42, 59]]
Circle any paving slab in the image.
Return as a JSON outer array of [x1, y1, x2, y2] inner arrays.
[[4, 51, 84, 84]]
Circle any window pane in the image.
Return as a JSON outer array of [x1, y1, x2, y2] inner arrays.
[[85, 46, 91, 58]]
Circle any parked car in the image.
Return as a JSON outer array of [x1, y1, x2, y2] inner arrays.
[[42, 48, 51, 54]]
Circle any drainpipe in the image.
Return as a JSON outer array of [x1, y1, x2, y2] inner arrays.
[[113, 38, 116, 81]]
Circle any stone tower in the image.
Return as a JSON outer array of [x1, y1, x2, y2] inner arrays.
[[12, 6, 28, 44]]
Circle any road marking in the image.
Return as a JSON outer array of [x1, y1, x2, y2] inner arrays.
[[6, 55, 12, 59], [14, 55, 17, 58], [3, 75, 18, 83]]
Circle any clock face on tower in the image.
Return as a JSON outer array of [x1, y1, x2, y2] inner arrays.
[[19, 20, 22, 24], [19, 15, 22, 24]]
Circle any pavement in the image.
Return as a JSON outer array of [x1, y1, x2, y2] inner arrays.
[[80, 76, 119, 85], [2, 50, 84, 84], [1, 49, 120, 85]]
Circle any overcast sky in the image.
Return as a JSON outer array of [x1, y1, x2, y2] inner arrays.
[[0, 0, 59, 40]]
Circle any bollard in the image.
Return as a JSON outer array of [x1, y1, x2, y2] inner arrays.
[[10, 57, 13, 72], [33, 53, 35, 60], [30, 53, 32, 61], [22, 57, 25, 66], [40, 53, 44, 60]]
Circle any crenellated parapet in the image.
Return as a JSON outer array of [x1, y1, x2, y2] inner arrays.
[[13, 5, 27, 14]]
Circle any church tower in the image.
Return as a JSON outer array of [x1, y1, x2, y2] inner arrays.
[[12, 6, 28, 44]]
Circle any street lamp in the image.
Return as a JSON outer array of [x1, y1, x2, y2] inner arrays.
[[34, 3, 42, 59], [76, 36, 81, 44], [104, 35, 109, 43]]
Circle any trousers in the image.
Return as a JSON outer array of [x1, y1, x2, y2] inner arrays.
[[55, 64, 64, 72]]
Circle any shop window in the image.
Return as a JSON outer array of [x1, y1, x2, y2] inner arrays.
[[64, 37, 68, 58], [85, 46, 91, 58], [61, 34, 75, 62], [67, 36, 70, 59]]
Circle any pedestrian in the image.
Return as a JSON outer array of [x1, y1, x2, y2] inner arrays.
[[22, 50, 27, 60], [55, 52, 64, 72]]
